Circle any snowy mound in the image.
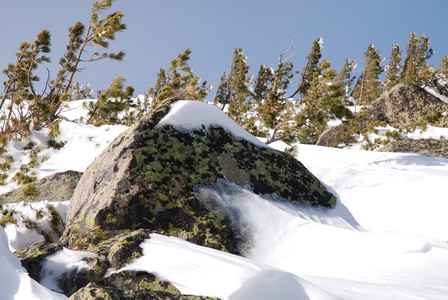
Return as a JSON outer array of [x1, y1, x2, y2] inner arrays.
[[156, 100, 269, 148]]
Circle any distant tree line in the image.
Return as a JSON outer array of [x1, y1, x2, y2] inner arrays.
[[2, 0, 448, 185]]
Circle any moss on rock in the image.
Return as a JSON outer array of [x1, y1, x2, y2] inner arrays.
[[15, 241, 63, 282], [19, 100, 336, 299], [62, 101, 335, 255], [381, 138, 448, 158], [0, 171, 82, 204], [367, 83, 448, 129]]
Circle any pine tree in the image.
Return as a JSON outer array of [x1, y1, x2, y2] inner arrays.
[[291, 38, 323, 99], [147, 48, 210, 109], [400, 33, 434, 84], [385, 43, 403, 89], [84, 76, 134, 126], [336, 57, 357, 104], [436, 55, 448, 79], [45, 0, 126, 124], [295, 60, 352, 144], [352, 44, 384, 105], [1, 29, 51, 137], [251, 58, 295, 144], [0, 0, 127, 185], [214, 48, 252, 125]]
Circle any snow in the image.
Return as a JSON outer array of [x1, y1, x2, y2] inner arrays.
[[156, 100, 269, 148], [40, 248, 98, 293], [2, 99, 448, 299], [108, 233, 339, 300], [0, 227, 67, 300], [423, 85, 448, 104], [292, 144, 448, 242], [3, 200, 69, 252], [0, 99, 128, 195]]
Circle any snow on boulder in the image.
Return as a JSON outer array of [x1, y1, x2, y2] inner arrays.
[[61, 99, 335, 254]]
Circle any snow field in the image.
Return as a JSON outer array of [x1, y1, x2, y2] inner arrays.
[[1, 100, 448, 299]]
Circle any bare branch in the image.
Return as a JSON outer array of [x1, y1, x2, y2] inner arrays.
[[279, 36, 297, 65], [41, 68, 52, 97]]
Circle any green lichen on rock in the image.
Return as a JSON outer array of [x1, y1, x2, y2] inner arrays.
[[0, 170, 82, 204], [62, 100, 335, 256], [67, 282, 123, 300], [104, 271, 218, 300], [85, 229, 149, 269], [380, 138, 448, 158], [15, 241, 62, 282], [18, 100, 336, 299], [367, 83, 448, 129], [317, 83, 448, 149], [18, 230, 217, 299]]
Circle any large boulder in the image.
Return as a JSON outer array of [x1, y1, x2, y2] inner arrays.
[[16, 100, 336, 299], [366, 82, 448, 128], [317, 83, 448, 149], [60, 100, 336, 254]]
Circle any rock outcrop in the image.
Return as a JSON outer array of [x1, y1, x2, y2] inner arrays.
[[317, 83, 448, 153], [380, 138, 448, 158], [17, 100, 336, 299], [0, 170, 82, 204], [366, 83, 448, 128], [60, 100, 336, 254]]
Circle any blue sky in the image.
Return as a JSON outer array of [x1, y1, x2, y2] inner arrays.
[[1, 0, 447, 97]]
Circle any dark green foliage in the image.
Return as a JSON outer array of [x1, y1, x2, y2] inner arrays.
[[84, 76, 135, 126], [336, 57, 357, 101], [214, 48, 251, 125], [296, 60, 352, 144], [385, 43, 403, 89], [216, 45, 299, 145], [400, 33, 434, 84], [296, 38, 323, 99], [251, 58, 296, 144], [0, 0, 127, 186], [352, 44, 384, 105], [147, 48, 210, 110]]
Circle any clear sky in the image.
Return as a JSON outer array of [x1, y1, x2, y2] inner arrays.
[[1, 0, 447, 97]]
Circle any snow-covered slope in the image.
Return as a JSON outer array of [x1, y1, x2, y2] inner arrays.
[[2, 99, 448, 299]]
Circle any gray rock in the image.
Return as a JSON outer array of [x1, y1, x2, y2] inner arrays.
[[0, 170, 82, 204], [380, 138, 448, 158], [316, 83, 448, 148], [367, 83, 448, 128], [18, 100, 336, 299], [61, 100, 336, 254]]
